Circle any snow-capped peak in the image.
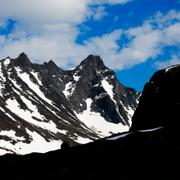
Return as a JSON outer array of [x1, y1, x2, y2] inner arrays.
[[0, 53, 139, 155]]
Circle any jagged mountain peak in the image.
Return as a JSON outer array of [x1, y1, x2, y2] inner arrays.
[[76, 54, 105, 71], [70, 54, 113, 84], [43, 59, 64, 74], [45, 60, 58, 67], [0, 53, 139, 155], [83, 54, 104, 64], [14, 52, 31, 67], [19, 52, 28, 57]]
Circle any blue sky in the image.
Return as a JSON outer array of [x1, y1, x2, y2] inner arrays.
[[0, 0, 179, 91]]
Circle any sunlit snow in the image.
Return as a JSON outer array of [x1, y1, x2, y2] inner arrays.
[[101, 79, 114, 102], [73, 133, 92, 144], [0, 129, 62, 155], [6, 98, 60, 134], [63, 81, 74, 98], [138, 127, 163, 132], [106, 132, 131, 140], [3, 58, 10, 66], [0, 130, 25, 141], [76, 98, 129, 137], [101, 79, 128, 125]]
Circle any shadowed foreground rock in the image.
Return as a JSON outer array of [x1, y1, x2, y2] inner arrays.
[[0, 128, 168, 180]]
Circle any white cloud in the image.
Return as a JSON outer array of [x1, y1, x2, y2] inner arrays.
[[85, 30, 122, 52], [114, 30, 162, 68], [94, 0, 132, 5], [0, 0, 89, 25], [0, 0, 131, 28], [155, 54, 180, 69], [91, 6, 107, 20], [81, 10, 180, 70], [152, 9, 180, 28], [0, 0, 130, 67], [103, 10, 180, 69], [0, 28, 122, 69], [162, 23, 180, 46], [0, 1, 179, 71], [118, 10, 180, 69]]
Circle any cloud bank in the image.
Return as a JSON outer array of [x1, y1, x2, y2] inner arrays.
[[0, 1, 179, 70]]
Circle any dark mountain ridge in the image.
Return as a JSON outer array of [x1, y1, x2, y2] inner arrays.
[[0, 53, 139, 155]]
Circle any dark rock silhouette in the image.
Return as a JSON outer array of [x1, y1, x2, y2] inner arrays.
[[61, 141, 70, 151], [131, 65, 180, 136]]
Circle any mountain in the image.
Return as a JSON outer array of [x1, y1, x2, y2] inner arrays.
[[0, 53, 139, 155], [131, 64, 180, 133], [1, 64, 178, 179]]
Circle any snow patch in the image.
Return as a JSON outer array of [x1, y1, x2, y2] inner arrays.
[[121, 104, 135, 126], [63, 74, 80, 98], [106, 132, 131, 140], [15, 67, 58, 109], [101, 79, 126, 125], [5, 98, 60, 134], [58, 78, 63, 82], [0, 149, 11, 156], [63, 81, 75, 98], [101, 79, 114, 102], [3, 58, 10, 66], [165, 65, 178, 72], [58, 129, 67, 135], [0, 129, 62, 155], [17, 129, 62, 154], [75, 98, 129, 137], [73, 75, 80, 81], [106, 127, 163, 141], [93, 83, 101, 87], [73, 133, 92, 144], [138, 127, 163, 133], [0, 130, 25, 141]]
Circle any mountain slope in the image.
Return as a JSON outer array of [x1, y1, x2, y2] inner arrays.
[[0, 53, 139, 155], [0, 59, 179, 180]]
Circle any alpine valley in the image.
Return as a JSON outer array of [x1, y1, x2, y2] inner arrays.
[[0, 53, 140, 155]]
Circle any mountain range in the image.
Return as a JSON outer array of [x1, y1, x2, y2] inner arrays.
[[0, 61, 178, 179], [0, 53, 140, 155]]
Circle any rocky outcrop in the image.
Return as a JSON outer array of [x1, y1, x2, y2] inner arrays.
[[131, 65, 180, 132]]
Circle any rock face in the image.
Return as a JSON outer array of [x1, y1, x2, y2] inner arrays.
[[0, 53, 139, 155], [131, 65, 180, 132]]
